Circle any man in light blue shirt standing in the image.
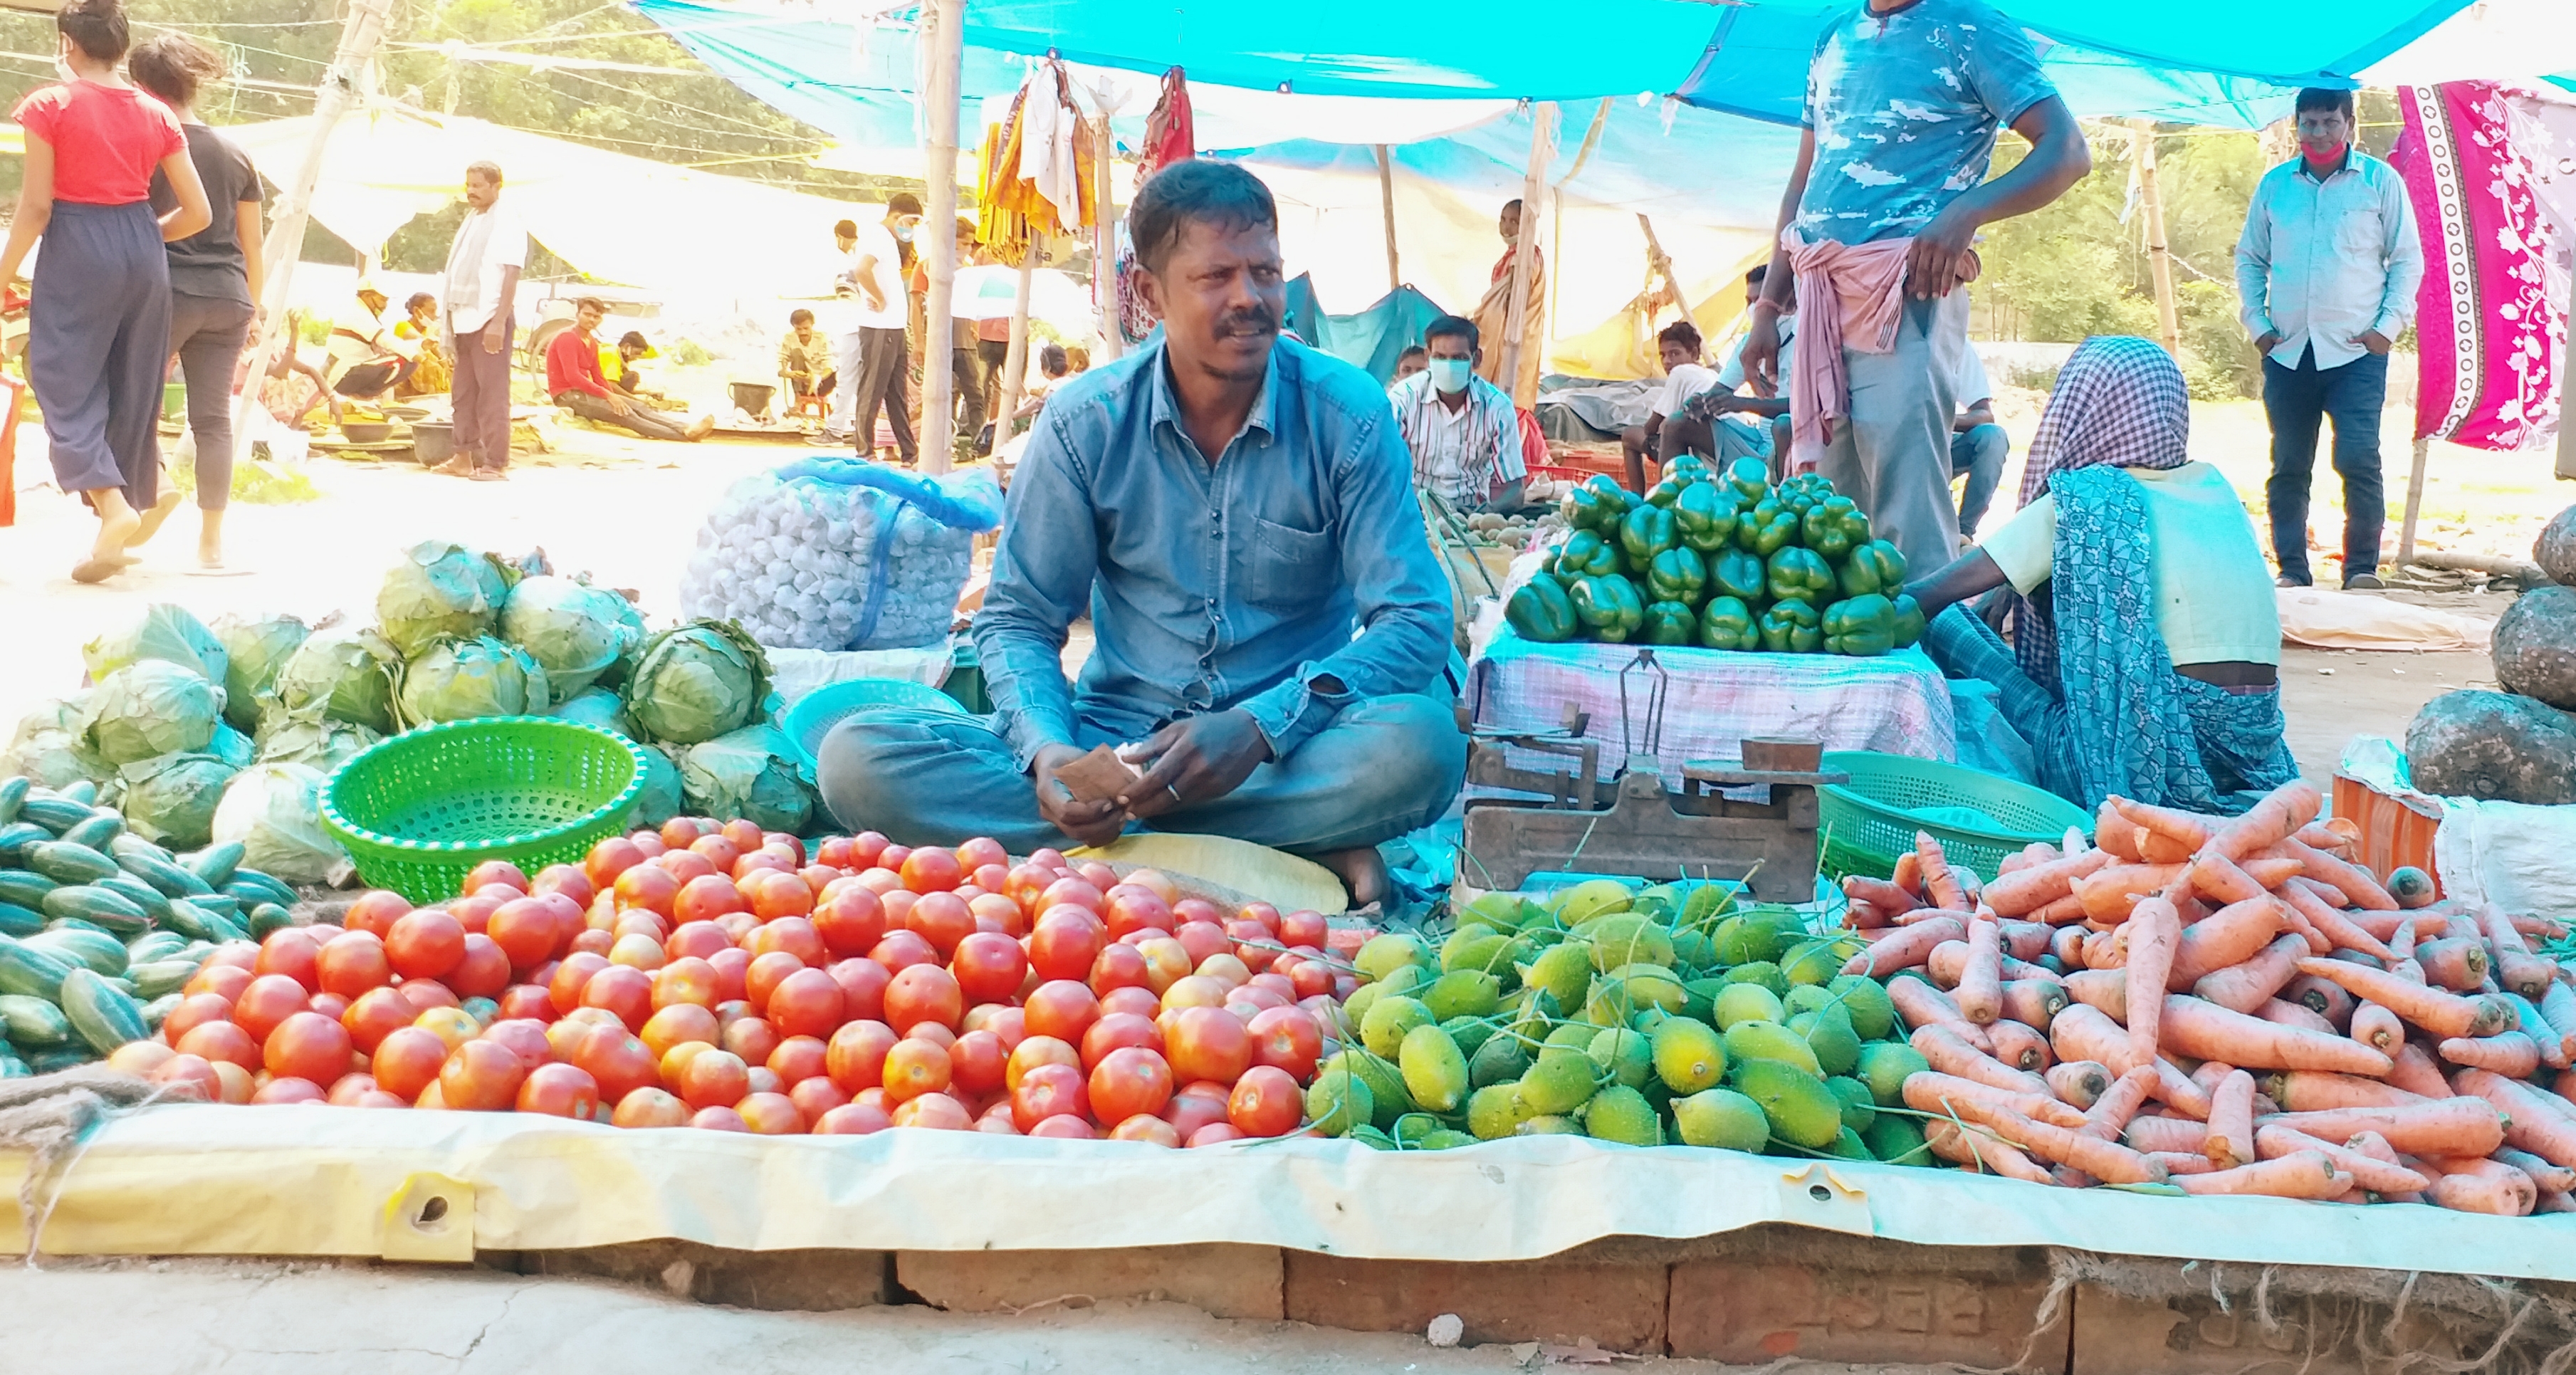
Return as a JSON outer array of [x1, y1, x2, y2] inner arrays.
[[815, 161, 1465, 905], [2235, 87, 2424, 590]]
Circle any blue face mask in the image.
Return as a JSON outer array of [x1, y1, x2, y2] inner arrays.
[[893, 221, 916, 242], [1426, 357, 1472, 394]]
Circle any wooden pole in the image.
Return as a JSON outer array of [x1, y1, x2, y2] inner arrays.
[[917, 0, 963, 472], [2560, 265, 2576, 481], [2398, 434, 2431, 564], [1497, 101, 1557, 409], [2131, 118, 2180, 357], [231, 0, 392, 471], [1374, 145, 1400, 294], [1093, 116, 1124, 362], [991, 253, 1036, 469]]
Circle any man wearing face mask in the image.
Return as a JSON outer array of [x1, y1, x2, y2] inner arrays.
[[815, 160, 1464, 907], [1391, 315, 1527, 513], [839, 192, 919, 464], [2236, 88, 2421, 591]]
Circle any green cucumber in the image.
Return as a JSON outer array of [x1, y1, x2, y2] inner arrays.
[[140, 993, 181, 1032], [39, 885, 149, 935], [0, 935, 75, 1000], [115, 847, 211, 898], [0, 776, 25, 825], [184, 841, 245, 888], [246, 903, 294, 939], [123, 931, 189, 963], [0, 871, 55, 909], [159, 899, 216, 941], [19, 796, 94, 834], [59, 969, 147, 1055], [55, 780, 98, 807], [26, 1045, 93, 1072], [127, 960, 197, 999], [0, 822, 43, 864], [203, 911, 249, 944], [26, 841, 118, 886], [0, 903, 41, 939], [57, 812, 124, 852], [43, 917, 110, 938], [0, 1051, 27, 1078], [226, 872, 298, 908], [0, 995, 71, 1047], [93, 874, 172, 924], [26, 928, 126, 976]]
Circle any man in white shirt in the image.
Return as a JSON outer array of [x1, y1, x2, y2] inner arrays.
[[325, 278, 418, 403], [1618, 320, 1715, 491], [2235, 86, 2423, 590], [837, 192, 921, 464], [1680, 266, 1799, 474], [437, 160, 526, 481], [1389, 315, 1526, 513], [1949, 343, 2009, 539]]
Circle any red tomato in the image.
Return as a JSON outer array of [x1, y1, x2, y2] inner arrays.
[[1079, 1010, 1166, 1070], [854, 867, 902, 897], [641, 1003, 721, 1059], [767, 968, 847, 1040], [1004, 1035, 1078, 1091], [306, 990, 351, 1024], [674, 1047, 750, 1109], [307, 931, 387, 1000], [183, 961, 253, 1003], [439, 1038, 527, 1111], [865, 928, 938, 978], [610, 1086, 689, 1127], [688, 834, 742, 876], [1197, 953, 1253, 990], [884, 964, 964, 1035], [767, 1034, 829, 1085], [1222, 921, 1277, 973], [203, 940, 260, 972], [1087, 1045, 1174, 1124], [890, 1092, 970, 1130], [953, 836, 1007, 873], [688, 1105, 750, 1131], [1027, 909, 1109, 983], [812, 887, 887, 957], [262, 1011, 353, 1084], [1039, 877, 1104, 917], [669, 873, 743, 927], [1285, 957, 1335, 1000], [742, 950, 807, 1013], [1227, 1065, 1304, 1136], [1171, 898, 1224, 928], [340, 890, 413, 941], [659, 852, 721, 887], [398, 980, 459, 1015], [385, 910, 466, 981], [947, 1029, 1009, 1096], [706, 947, 751, 1003], [1172, 921, 1232, 970], [720, 1015, 782, 1068], [839, 831, 884, 869], [514, 1062, 600, 1118], [569, 929, 614, 959], [904, 892, 975, 959], [574, 1025, 661, 1104], [1277, 909, 1329, 951], [814, 1101, 892, 1135], [655, 956, 721, 1011], [895, 846, 960, 895], [497, 983, 556, 1024], [746, 868, 817, 921], [663, 921, 731, 963], [1188, 1122, 1246, 1147], [814, 837, 856, 870], [881, 1037, 952, 1103], [787, 1074, 849, 1124], [585, 837, 646, 892], [1016, 979, 1094, 1046], [758, 916, 827, 967], [1160, 975, 1227, 1013], [449, 894, 502, 936], [612, 864, 681, 919], [656, 817, 704, 849], [1099, 886, 1176, 940], [1135, 938, 1193, 994], [825, 1020, 899, 1094], [878, 844, 913, 874], [231, 974, 308, 1045], [823, 957, 891, 1024], [1027, 1114, 1094, 1139], [1160, 1086, 1230, 1140], [733, 1090, 801, 1135], [253, 929, 322, 992], [486, 898, 562, 971], [252, 1077, 325, 1106], [447, 934, 512, 998], [950, 931, 1029, 1005], [1247, 972, 1297, 1001], [969, 1005, 1027, 1051], [162, 991, 234, 1045], [1098, 985, 1163, 1021], [580, 964, 655, 1030], [530, 863, 596, 909], [1108, 1114, 1181, 1146], [1010, 1061, 1090, 1131], [1165, 1005, 1254, 1086], [1247, 1006, 1324, 1081], [548, 951, 610, 1015], [337, 987, 411, 1054], [965, 893, 1023, 938], [1001, 864, 1054, 913], [321, 1071, 377, 1107], [1087, 941, 1153, 996], [177, 1018, 258, 1072], [150, 1052, 222, 1103]]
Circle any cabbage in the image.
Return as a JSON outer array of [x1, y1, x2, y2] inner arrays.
[[553, 686, 635, 739], [592, 596, 651, 691], [632, 744, 684, 827], [378, 540, 510, 657], [397, 636, 551, 726], [623, 620, 769, 746], [268, 627, 401, 735], [209, 612, 310, 731], [254, 709, 382, 776], [4, 698, 109, 789], [676, 724, 812, 833], [118, 751, 239, 849], [500, 576, 639, 699], [206, 722, 256, 769], [83, 603, 228, 687], [211, 763, 345, 884], [80, 661, 225, 765]]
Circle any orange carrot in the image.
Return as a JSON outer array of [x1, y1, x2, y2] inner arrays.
[[2540, 1191, 2576, 1214], [2076, 864, 2187, 925], [2513, 914, 2571, 942], [1989, 1019, 2052, 1074], [2189, 934, 2309, 1015], [2150, 1057, 2217, 1119], [2174, 1151, 2350, 1199], [1910, 1023, 2051, 1097], [2292, 822, 2355, 859], [1888, 976, 1994, 1054], [2276, 905, 2332, 957], [2049, 924, 2088, 967], [2449, 1068, 2576, 1169], [1891, 849, 1922, 896], [2095, 801, 2145, 862], [1927, 939, 2053, 990], [2031, 893, 2089, 927], [2047, 1060, 2113, 1112], [2481, 906, 2555, 1001], [2440, 1032, 2540, 1076], [1925, 1119, 2054, 1183], [2349, 1002, 2402, 1054], [2268, 839, 2397, 911], [2051, 1003, 2141, 1073], [2081, 929, 2124, 971], [1996, 921, 2052, 963], [2276, 880, 2396, 961], [2261, 1071, 2426, 1114], [2063, 968, 2128, 1022], [1895, 905, 1976, 926], [2154, 994, 2395, 1075], [2241, 857, 2308, 890], [2422, 1156, 2535, 1216], [2262, 1099, 2508, 1158], [2387, 1041, 2454, 1100], [1982, 849, 2114, 919], [2080, 1064, 2157, 1139], [2494, 1147, 2576, 1195], [2209, 780, 2323, 862], [2252, 1124, 2429, 1194], [2282, 973, 2356, 1028], [2417, 937, 2491, 993], [1841, 916, 1966, 976], [2183, 849, 2268, 906], [1964, 1102, 2169, 1184], [1999, 978, 2067, 1031], [2148, 1151, 2219, 1174], [2388, 916, 2419, 965], [2125, 1114, 2209, 1154], [1915, 831, 1967, 911], [1842, 874, 1919, 916], [1901, 1072, 2089, 1130], [1844, 899, 1890, 931], [1996, 844, 2047, 877], [2140, 830, 2196, 865], [2188, 1058, 2239, 1101], [2168, 897, 2287, 988], [2110, 796, 2216, 851], [2126, 897, 2181, 1065], [2538, 982, 2576, 1062], [2205, 1069, 2257, 1167], [2256, 998, 2337, 1036], [2291, 958, 2510, 1038]]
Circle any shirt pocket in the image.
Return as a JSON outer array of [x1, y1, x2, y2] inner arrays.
[[2333, 200, 2384, 260], [1235, 515, 1338, 612]]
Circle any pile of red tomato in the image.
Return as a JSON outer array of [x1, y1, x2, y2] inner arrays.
[[121, 817, 1358, 1144]]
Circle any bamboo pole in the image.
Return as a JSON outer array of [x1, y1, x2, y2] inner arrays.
[[1497, 102, 1557, 409], [2131, 119, 2180, 357], [2398, 434, 2432, 563], [1093, 115, 1123, 362], [231, 0, 393, 472], [916, 0, 963, 472], [1374, 145, 1400, 294], [991, 253, 1036, 470], [2560, 265, 2576, 481]]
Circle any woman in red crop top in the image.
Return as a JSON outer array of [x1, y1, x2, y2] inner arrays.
[[0, 0, 210, 582]]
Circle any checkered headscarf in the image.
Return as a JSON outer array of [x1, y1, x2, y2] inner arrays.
[[2014, 335, 2192, 512]]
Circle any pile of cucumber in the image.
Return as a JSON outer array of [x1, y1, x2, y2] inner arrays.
[[0, 775, 300, 1075]]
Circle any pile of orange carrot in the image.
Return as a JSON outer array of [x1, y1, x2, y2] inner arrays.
[[1841, 780, 2576, 1212]]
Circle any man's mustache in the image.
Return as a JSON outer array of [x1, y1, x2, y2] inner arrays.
[[1216, 308, 1277, 338]]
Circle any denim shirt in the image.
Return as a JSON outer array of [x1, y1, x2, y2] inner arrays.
[[971, 336, 1452, 774], [2234, 151, 2423, 372]]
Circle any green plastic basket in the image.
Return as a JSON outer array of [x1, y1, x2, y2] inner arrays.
[[1818, 750, 2094, 882], [321, 716, 647, 903]]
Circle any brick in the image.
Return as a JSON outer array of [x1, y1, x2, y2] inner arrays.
[[1282, 1252, 1667, 1354], [1667, 1254, 2066, 1370], [2070, 1282, 2462, 1375], [515, 1242, 889, 1312], [896, 1245, 1283, 1320]]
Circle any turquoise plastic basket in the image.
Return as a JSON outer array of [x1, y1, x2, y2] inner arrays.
[[320, 716, 646, 903], [1818, 750, 2094, 882], [777, 678, 966, 780]]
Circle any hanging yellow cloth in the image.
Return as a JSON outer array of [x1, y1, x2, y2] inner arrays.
[[975, 58, 1097, 268]]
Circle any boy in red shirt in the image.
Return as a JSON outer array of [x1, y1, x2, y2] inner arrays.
[[543, 297, 711, 442]]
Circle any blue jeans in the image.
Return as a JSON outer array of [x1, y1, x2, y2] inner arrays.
[[815, 694, 1467, 855], [2263, 347, 2387, 585], [1949, 422, 2009, 539]]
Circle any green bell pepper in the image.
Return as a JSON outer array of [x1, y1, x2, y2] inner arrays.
[[1724, 457, 1770, 503], [1646, 546, 1707, 607], [1504, 577, 1579, 643], [1619, 503, 1680, 566], [1569, 575, 1645, 642], [1645, 479, 1687, 510], [1766, 545, 1837, 605], [1889, 592, 1927, 649], [1567, 476, 1634, 533], [1641, 600, 1697, 645], [1821, 593, 1897, 657], [1836, 539, 1909, 599], [1660, 454, 1711, 488], [1673, 481, 1741, 553], [1737, 498, 1800, 556], [1710, 547, 1768, 605], [1698, 595, 1760, 652], [1800, 495, 1870, 562], [1758, 598, 1823, 654], [1558, 529, 1626, 580]]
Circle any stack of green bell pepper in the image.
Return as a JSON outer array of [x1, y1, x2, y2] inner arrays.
[[1557, 529, 1626, 579], [1569, 575, 1643, 642], [1800, 496, 1870, 561], [1820, 593, 1897, 657], [1566, 476, 1633, 534], [1698, 595, 1759, 651], [1836, 539, 1907, 598], [1765, 546, 1836, 605], [1759, 599, 1822, 653], [1673, 482, 1740, 553], [1736, 498, 1800, 555], [1505, 578, 1578, 642], [1619, 504, 1679, 566], [1646, 546, 1707, 607], [1640, 600, 1697, 645]]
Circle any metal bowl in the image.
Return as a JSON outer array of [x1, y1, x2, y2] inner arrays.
[[339, 422, 396, 444]]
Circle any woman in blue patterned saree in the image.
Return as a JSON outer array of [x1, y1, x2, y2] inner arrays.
[[1902, 335, 2300, 815]]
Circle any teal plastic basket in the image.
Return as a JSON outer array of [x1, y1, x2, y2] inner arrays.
[[1818, 750, 2094, 882], [777, 678, 966, 780], [320, 716, 646, 903]]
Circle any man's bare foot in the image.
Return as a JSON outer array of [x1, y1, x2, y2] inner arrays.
[[83, 504, 142, 579], [127, 488, 182, 550], [1312, 845, 1390, 911]]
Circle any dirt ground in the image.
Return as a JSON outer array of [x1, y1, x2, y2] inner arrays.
[[0, 1255, 1936, 1374]]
